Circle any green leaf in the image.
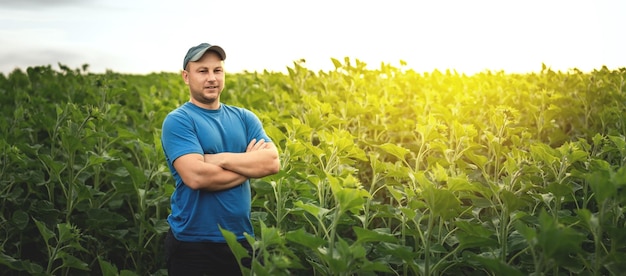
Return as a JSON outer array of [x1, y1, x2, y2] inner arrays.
[[34, 219, 55, 244], [285, 228, 326, 249], [501, 190, 525, 211], [334, 186, 370, 214], [294, 200, 331, 218], [56, 251, 89, 271], [464, 150, 489, 170], [377, 143, 409, 162], [431, 163, 448, 183], [360, 261, 392, 273], [0, 252, 44, 274], [514, 220, 536, 244], [456, 221, 498, 250], [38, 154, 66, 179], [530, 143, 559, 164], [447, 176, 481, 193], [613, 165, 626, 187], [605, 252, 626, 275], [385, 185, 405, 203], [11, 210, 29, 230], [546, 181, 573, 198], [537, 211, 584, 263], [353, 227, 397, 244], [399, 207, 417, 221], [86, 208, 128, 228], [423, 186, 460, 220], [378, 242, 415, 262], [120, 270, 140, 276], [331, 58, 342, 69], [122, 159, 147, 190], [575, 209, 599, 233], [608, 135, 626, 156], [468, 253, 524, 276], [98, 257, 119, 276], [586, 169, 614, 203], [219, 226, 251, 274], [152, 218, 170, 234], [258, 221, 284, 248]]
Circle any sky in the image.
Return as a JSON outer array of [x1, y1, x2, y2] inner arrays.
[[0, 0, 624, 75]]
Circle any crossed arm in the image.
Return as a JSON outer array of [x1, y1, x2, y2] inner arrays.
[[173, 139, 280, 191]]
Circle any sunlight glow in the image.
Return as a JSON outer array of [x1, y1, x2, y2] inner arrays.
[[0, 0, 623, 75]]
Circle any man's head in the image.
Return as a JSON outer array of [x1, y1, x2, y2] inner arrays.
[[182, 43, 226, 110], [183, 43, 226, 70]]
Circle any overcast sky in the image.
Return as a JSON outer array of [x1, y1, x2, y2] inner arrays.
[[0, 0, 624, 75]]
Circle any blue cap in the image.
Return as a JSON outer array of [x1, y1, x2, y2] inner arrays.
[[183, 43, 226, 69]]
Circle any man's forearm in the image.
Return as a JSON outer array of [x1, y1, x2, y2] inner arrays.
[[173, 153, 248, 191], [200, 165, 248, 192], [204, 148, 280, 178]]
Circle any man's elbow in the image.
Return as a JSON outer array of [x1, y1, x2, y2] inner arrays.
[[267, 157, 281, 175], [181, 173, 209, 190], [183, 178, 203, 190], [184, 178, 223, 191], [255, 157, 280, 177], [268, 165, 280, 175]]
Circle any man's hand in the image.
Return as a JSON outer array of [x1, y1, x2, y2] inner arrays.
[[204, 138, 271, 167], [247, 138, 270, 152]]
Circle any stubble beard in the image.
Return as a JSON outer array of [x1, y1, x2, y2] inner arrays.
[[195, 94, 218, 105]]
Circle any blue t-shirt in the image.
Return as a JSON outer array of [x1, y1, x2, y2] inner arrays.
[[161, 102, 271, 242]]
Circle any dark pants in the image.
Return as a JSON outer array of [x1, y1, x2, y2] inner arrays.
[[165, 229, 253, 276]]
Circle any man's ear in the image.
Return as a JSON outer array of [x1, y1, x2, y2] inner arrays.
[[182, 70, 189, 84]]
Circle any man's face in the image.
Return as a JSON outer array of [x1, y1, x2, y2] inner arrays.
[[183, 51, 225, 109]]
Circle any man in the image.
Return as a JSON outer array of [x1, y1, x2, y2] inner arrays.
[[161, 42, 280, 275]]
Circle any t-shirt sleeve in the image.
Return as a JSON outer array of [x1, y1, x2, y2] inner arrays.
[[243, 109, 272, 143], [161, 111, 203, 165]]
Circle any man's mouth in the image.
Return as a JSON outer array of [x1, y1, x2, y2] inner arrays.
[[205, 85, 219, 89]]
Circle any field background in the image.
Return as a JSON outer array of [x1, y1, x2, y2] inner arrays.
[[1, 60, 625, 275]]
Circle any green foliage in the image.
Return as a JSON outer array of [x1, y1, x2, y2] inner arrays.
[[1, 61, 625, 275], [1, 66, 175, 275]]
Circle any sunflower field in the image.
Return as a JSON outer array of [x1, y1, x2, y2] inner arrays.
[[1, 59, 625, 275]]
